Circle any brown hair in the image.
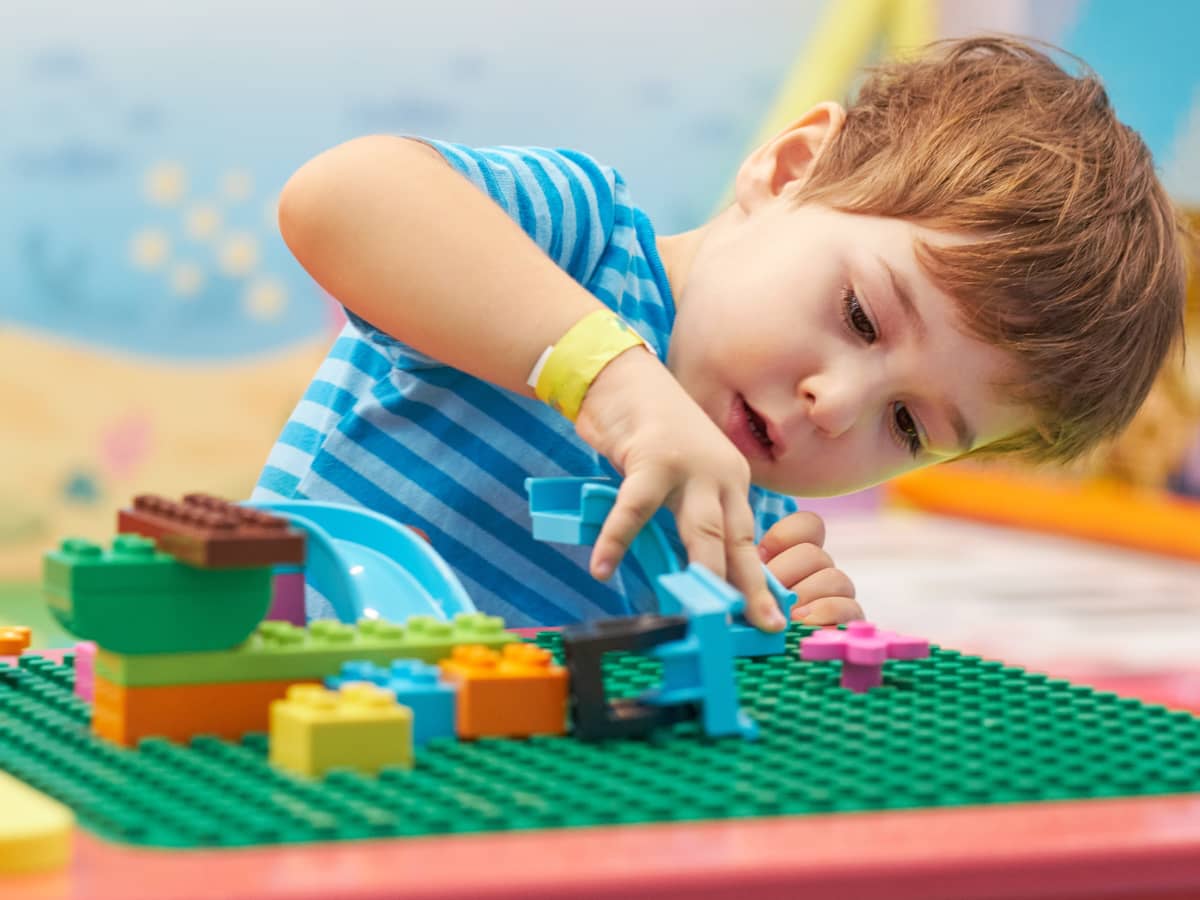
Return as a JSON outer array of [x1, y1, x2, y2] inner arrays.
[[791, 36, 1192, 463]]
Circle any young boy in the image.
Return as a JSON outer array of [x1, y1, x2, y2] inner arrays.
[[253, 37, 1188, 633]]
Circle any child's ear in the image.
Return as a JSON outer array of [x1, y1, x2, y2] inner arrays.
[[735, 102, 846, 212]]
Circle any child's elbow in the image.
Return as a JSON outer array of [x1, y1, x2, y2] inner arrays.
[[276, 135, 433, 263]]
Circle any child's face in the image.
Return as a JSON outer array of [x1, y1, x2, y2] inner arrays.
[[664, 200, 1034, 497]]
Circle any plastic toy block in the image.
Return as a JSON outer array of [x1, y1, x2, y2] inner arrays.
[[73, 641, 97, 702], [269, 683, 413, 777], [0, 625, 32, 655], [43, 535, 272, 654], [438, 643, 568, 738], [94, 614, 518, 687], [527, 476, 795, 644], [266, 569, 307, 626], [0, 771, 73, 873], [327, 659, 456, 746], [5, 635, 1200, 850], [118, 492, 306, 569], [561, 614, 695, 740], [800, 620, 931, 692], [92, 674, 310, 746], [647, 564, 758, 739]]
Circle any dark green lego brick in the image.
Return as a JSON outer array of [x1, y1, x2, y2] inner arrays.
[[43, 535, 272, 654], [2, 627, 1199, 850], [94, 615, 519, 687]]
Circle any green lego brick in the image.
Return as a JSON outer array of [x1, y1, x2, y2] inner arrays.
[[43, 536, 272, 655], [94, 615, 518, 687], [1, 628, 1198, 850]]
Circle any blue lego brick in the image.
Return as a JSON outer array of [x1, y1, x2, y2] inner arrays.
[[326, 659, 457, 746], [644, 564, 758, 740]]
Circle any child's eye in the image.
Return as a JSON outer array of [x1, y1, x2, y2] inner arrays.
[[841, 287, 877, 344], [891, 402, 923, 457]]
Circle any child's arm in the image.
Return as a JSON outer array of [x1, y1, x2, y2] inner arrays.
[[278, 135, 783, 631]]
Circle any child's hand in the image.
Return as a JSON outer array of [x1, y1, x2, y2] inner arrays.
[[758, 511, 863, 625], [575, 348, 786, 633]]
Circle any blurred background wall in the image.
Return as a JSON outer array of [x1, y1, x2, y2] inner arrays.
[[1, 0, 1197, 582]]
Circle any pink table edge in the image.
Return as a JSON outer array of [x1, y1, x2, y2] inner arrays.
[[9, 794, 1200, 900]]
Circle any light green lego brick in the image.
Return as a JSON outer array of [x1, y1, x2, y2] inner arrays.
[[43, 536, 272, 655], [94, 614, 518, 686]]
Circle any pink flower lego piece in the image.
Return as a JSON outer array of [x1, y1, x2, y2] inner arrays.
[[799, 621, 929, 693]]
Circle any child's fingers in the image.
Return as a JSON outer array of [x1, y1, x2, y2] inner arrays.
[[673, 488, 729, 582], [758, 511, 826, 562], [791, 594, 863, 626], [591, 469, 667, 579], [790, 567, 857, 609], [723, 500, 786, 632], [764, 542, 837, 589]]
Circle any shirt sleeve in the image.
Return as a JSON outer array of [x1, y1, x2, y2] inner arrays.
[[750, 486, 799, 540], [346, 140, 622, 370]]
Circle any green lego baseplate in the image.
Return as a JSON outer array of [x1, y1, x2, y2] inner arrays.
[[95, 615, 518, 686], [2, 627, 1199, 849]]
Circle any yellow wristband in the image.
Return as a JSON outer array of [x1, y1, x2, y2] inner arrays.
[[532, 310, 652, 421]]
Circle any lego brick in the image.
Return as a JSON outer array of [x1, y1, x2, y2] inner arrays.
[[74, 641, 97, 702], [43, 535, 272, 654], [0, 770, 73, 874], [439, 643, 567, 738], [92, 674, 310, 747], [4, 633, 1200, 850], [269, 683, 413, 777], [0, 625, 32, 655], [266, 569, 307, 626], [648, 565, 758, 740], [118, 493, 306, 569], [327, 659, 456, 746], [800, 621, 930, 693], [94, 614, 518, 687], [561, 614, 693, 740]]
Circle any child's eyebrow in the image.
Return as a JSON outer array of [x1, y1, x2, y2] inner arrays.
[[878, 256, 927, 340], [878, 255, 975, 452]]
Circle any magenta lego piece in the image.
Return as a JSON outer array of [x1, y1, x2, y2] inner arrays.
[[73, 640, 97, 702], [799, 621, 930, 693], [265, 570, 307, 626]]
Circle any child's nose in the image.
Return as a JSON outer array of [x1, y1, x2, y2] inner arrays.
[[801, 378, 868, 439]]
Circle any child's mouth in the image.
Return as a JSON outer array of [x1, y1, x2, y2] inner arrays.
[[730, 394, 775, 461]]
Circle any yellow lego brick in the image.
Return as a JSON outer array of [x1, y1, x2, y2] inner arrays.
[[0, 771, 74, 874], [269, 683, 413, 778], [438, 643, 568, 738]]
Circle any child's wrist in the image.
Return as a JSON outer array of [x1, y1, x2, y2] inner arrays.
[[529, 309, 654, 422]]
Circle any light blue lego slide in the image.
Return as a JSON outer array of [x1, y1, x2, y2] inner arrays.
[[245, 500, 476, 625]]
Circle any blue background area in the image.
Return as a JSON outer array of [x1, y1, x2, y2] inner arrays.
[[1, 0, 1195, 362]]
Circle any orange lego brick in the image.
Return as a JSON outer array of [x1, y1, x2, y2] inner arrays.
[[118, 493, 306, 569], [889, 466, 1200, 561], [438, 643, 567, 739], [92, 675, 313, 746], [0, 625, 32, 655]]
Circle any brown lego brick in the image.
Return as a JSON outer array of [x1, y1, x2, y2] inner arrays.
[[117, 493, 306, 569]]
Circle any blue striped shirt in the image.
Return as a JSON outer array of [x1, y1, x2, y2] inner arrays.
[[253, 141, 798, 627]]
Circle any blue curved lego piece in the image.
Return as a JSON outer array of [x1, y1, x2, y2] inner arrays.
[[244, 500, 476, 624]]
